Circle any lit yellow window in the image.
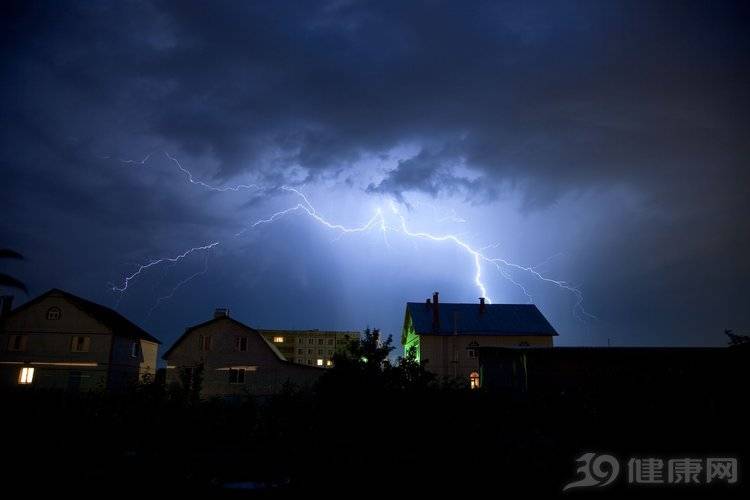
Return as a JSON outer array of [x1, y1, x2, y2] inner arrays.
[[273, 336, 284, 343], [19, 367, 34, 385], [325, 360, 333, 367], [316, 359, 324, 366], [469, 371, 480, 390]]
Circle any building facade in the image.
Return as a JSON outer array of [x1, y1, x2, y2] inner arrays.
[[258, 329, 359, 368], [401, 292, 557, 387], [163, 309, 323, 398], [0, 289, 160, 391]]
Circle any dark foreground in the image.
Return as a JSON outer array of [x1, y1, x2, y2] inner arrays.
[[2, 332, 748, 498], [2, 375, 748, 498]]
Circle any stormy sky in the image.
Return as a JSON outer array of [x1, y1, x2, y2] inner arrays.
[[1, 0, 748, 350]]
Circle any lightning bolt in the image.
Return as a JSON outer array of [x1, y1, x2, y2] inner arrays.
[[112, 242, 219, 292], [148, 252, 211, 316], [110, 153, 593, 321]]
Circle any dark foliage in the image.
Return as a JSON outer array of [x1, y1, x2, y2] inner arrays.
[[1, 330, 747, 497]]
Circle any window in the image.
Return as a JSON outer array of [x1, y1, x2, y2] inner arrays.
[[229, 368, 246, 384], [308, 339, 314, 345], [236, 337, 248, 351], [199, 335, 212, 351], [307, 349, 312, 355], [518, 341, 530, 347], [327, 339, 334, 346], [325, 360, 333, 367], [130, 341, 139, 358], [71, 336, 90, 353], [318, 339, 324, 345], [19, 367, 34, 385], [318, 349, 323, 355], [469, 371, 480, 390], [297, 337, 304, 344], [316, 359, 324, 366], [46, 307, 62, 320], [8, 335, 27, 352], [307, 359, 313, 365], [327, 350, 333, 356], [467, 341, 479, 359], [273, 336, 284, 343], [297, 348, 303, 355]]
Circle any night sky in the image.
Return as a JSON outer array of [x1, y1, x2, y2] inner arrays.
[[1, 1, 748, 352]]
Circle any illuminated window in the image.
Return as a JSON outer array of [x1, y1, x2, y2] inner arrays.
[[236, 337, 248, 351], [273, 336, 284, 343], [229, 368, 245, 384], [8, 335, 27, 352], [467, 341, 479, 359], [325, 360, 333, 367], [46, 307, 62, 320], [469, 371, 480, 390], [70, 336, 90, 352], [19, 367, 34, 385], [199, 335, 212, 351], [316, 359, 324, 366]]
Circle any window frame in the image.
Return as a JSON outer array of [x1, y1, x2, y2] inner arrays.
[[18, 366, 34, 385], [70, 336, 91, 353], [228, 368, 246, 384], [46, 307, 62, 321], [469, 371, 480, 389]]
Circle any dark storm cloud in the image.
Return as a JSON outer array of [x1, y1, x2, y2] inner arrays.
[[1, 0, 748, 345], [3, 0, 747, 202]]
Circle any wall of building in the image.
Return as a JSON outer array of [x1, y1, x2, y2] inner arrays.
[[419, 334, 553, 384], [0, 293, 159, 391], [0, 295, 114, 391], [165, 318, 322, 398], [259, 330, 359, 368]]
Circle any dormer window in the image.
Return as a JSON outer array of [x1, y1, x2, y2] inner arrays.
[[47, 307, 62, 320]]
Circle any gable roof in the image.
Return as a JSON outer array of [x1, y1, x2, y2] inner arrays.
[[162, 316, 314, 368], [405, 302, 558, 336], [2, 288, 161, 344]]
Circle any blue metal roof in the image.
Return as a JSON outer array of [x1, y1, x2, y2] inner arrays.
[[406, 302, 558, 336]]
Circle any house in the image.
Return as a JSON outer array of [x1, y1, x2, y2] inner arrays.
[[0, 289, 160, 391], [163, 308, 323, 398], [401, 292, 558, 387], [258, 329, 360, 368]]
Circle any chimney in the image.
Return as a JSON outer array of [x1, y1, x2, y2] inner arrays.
[[432, 292, 440, 332], [214, 308, 229, 318], [425, 298, 431, 309], [1, 295, 13, 317], [479, 297, 486, 314]]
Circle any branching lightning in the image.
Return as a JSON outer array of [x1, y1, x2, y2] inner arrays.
[[110, 153, 592, 320]]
